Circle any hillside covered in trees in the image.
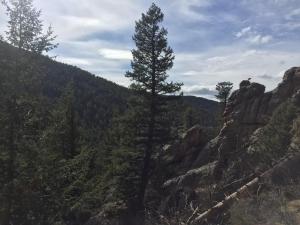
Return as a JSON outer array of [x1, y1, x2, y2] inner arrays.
[[1, 0, 300, 225], [0, 29, 219, 225]]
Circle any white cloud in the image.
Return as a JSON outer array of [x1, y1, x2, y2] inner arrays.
[[1, 0, 300, 100], [285, 8, 300, 20], [236, 27, 273, 45], [58, 57, 92, 66], [172, 47, 300, 96], [61, 16, 102, 28], [260, 35, 273, 43], [183, 70, 200, 76], [32, 0, 144, 40], [0, 5, 7, 35], [167, 0, 212, 21], [52, 40, 132, 83], [98, 48, 132, 60], [247, 34, 273, 45], [235, 26, 252, 38]]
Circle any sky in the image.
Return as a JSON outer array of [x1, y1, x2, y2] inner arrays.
[[1, 0, 300, 99]]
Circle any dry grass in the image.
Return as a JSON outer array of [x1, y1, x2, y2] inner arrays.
[[230, 184, 300, 225]]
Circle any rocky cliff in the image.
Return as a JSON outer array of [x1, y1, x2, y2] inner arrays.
[[157, 67, 300, 223], [85, 67, 300, 225]]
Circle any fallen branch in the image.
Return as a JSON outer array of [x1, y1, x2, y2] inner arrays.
[[186, 152, 300, 225]]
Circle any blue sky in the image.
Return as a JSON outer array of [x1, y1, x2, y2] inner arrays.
[[1, 0, 300, 99]]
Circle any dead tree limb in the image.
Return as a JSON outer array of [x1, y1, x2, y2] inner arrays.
[[186, 152, 300, 225]]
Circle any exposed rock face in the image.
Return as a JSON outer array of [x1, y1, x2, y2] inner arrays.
[[158, 67, 300, 212], [200, 67, 300, 179], [160, 162, 216, 212], [161, 125, 210, 178], [273, 67, 300, 101]]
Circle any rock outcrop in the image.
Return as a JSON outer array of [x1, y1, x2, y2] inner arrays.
[[85, 67, 300, 225], [196, 67, 300, 179], [161, 161, 217, 212], [160, 125, 211, 178], [158, 67, 300, 215]]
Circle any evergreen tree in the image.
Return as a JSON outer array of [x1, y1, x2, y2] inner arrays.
[[48, 82, 78, 159], [215, 81, 233, 110], [125, 3, 182, 214], [2, 0, 57, 53], [183, 106, 204, 130], [0, 0, 57, 224]]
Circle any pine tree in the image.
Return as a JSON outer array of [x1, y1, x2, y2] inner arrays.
[[125, 3, 182, 214], [215, 81, 233, 109], [0, 0, 57, 224], [2, 0, 57, 53], [47, 82, 78, 159]]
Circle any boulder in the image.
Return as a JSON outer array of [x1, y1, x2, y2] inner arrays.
[[239, 80, 251, 88]]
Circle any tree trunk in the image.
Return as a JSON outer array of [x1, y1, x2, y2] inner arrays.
[[136, 25, 157, 220]]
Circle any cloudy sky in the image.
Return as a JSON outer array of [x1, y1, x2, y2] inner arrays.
[[1, 0, 300, 99]]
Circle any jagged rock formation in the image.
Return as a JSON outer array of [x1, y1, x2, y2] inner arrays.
[[84, 67, 300, 225], [158, 67, 300, 220]]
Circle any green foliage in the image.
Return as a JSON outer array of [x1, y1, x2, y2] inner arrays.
[[0, 95, 58, 225], [109, 147, 142, 205], [100, 102, 144, 210], [45, 82, 79, 159], [0, 1, 59, 224], [125, 3, 183, 211], [126, 3, 182, 95], [247, 101, 299, 166], [0, 2, 218, 223], [0, 47, 218, 224], [215, 81, 233, 106], [2, 0, 57, 53]]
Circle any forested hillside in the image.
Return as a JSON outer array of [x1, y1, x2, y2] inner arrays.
[[0, 39, 219, 225], [5, 1, 299, 225], [0, 40, 130, 140], [0, 40, 218, 136]]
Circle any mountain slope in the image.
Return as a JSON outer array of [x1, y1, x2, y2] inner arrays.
[[0, 40, 219, 139], [0, 41, 131, 141], [0, 41, 219, 225]]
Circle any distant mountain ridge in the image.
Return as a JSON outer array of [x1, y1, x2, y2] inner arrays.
[[182, 95, 219, 114]]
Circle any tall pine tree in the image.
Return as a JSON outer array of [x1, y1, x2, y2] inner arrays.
[[125, 3, 182, 215], [0, 0, 57, 224], [2, 0, 57, 53]]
